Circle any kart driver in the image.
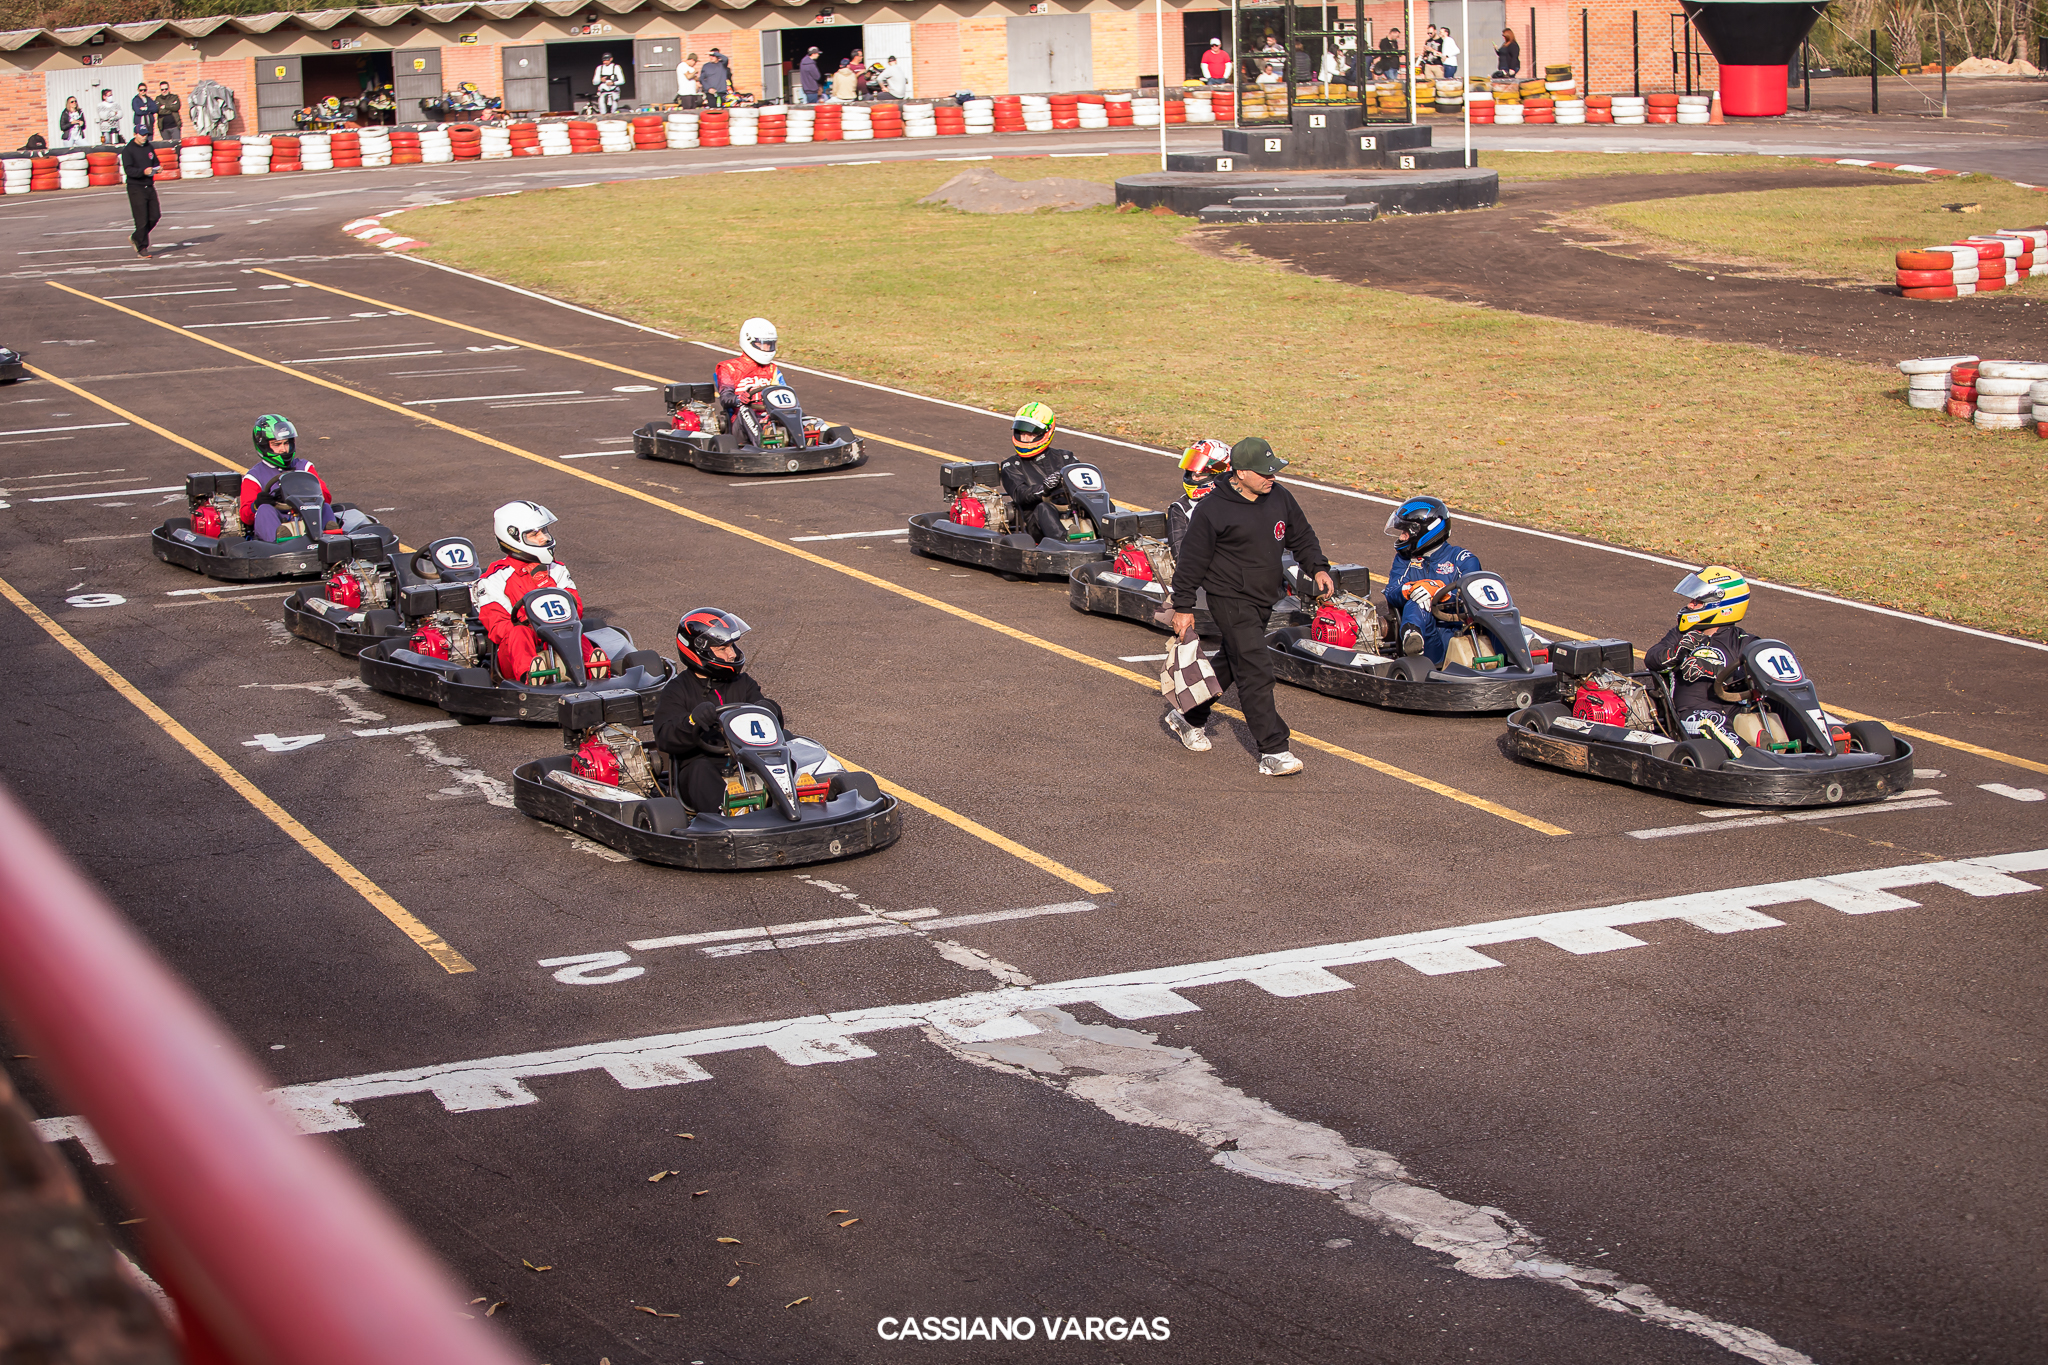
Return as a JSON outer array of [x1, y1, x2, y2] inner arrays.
[[1167, 439, 1231, 557], [1384, 495, 1482, 663], [715, 318, 785, 420], [652, 607, 784, 812], [1644, 565, 1756, 737], [998, 402, 1083, 541], [475, 500, 612, 685], [239, 414, 339, 542]]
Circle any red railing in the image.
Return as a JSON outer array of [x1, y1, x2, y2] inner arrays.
[[0, 783, 532, 1365]]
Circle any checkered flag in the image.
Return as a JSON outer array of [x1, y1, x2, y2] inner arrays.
[[1160, 632, 1223, 710]]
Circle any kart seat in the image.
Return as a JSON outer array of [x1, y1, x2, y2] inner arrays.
[[1731, 712, 1789, 748]]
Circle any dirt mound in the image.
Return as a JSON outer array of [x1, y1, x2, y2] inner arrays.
[[1949, 57, 2041, 76], [919, 168, 1115, 214]]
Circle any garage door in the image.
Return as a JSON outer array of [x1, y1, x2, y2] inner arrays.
[[256, 55, 303, 134], [503, 45, 547, 113], [1005, 14, 1093, 94]]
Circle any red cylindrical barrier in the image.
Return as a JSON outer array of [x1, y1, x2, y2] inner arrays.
[[1719, 65, 1788, 116]]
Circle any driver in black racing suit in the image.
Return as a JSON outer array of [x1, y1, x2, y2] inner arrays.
[[652, 607, 784, 813], [998, 401, 1082, 541], [1644, 565, 1756, 738], [1167, 439, 1232, 557]]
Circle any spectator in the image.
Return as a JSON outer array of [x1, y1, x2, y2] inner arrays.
[[1494, 28, 1521, 78], [1255, 60, 1284, 87], [1163, 438, 1331, 776], [1375, 29, 1403, 79], [94, 88, 123, 144], [1438, 26, 1460, 78], [1200, 38, 1230, 85], [1418, 26, 1445, 80], [154, 81, 181, 141], [799, 46, 823, 103], [118, 124, 159, 258], [1291, 42, 1314, 84], [593, 52, 625, 114], [1319, 42, 1345, 86], [678, 53, 701, 108], [882, 55, 910, 99], [130, 82, 155, 141], [700, 49, 730, 107], [57, 94, 89, 148], [829, 59, 856, 101]]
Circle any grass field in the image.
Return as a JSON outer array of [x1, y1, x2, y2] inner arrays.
[[1593, 174, 2048, 283], [1482, 151, 1915, 182], [404, 154, 2048, 640]]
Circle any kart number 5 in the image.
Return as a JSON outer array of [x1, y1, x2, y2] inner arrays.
[[1755, 647, 1802, 684], [1066, 465, 1105, 492]]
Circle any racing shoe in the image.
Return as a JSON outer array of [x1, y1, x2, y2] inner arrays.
[[1400, 626, 1426, 656], [1163, 707, 1212, 752], [1258, 750, 1304, 776]]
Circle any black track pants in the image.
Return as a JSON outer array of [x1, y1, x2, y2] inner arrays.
[[1184, 594, 1289, 755], [126, 180, 160, 252]]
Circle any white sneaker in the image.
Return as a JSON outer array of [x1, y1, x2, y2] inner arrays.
[[1258, 750, 1303, 776], [1164, 708, 1212, 752]]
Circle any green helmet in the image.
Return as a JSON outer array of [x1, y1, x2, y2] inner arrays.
[[252, 414, 297, 468]]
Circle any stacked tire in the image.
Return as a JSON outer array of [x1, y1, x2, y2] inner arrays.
[[57, 152, 88, 189], [86, 149, 120, 187], [270, 135, 302, 173], [757, 108, 788, 144], [299, 131, 334, 171], [935, 102, 967, 136], [631, 114, 665, 150], [389, 128, 423, 164], [811, 104, 840, 141], [692, 112, 731, 147], [565, 120, 600, 153], [1677, 94, 1710, 124], [1897, 354, 1973, 409], [1493, 97, 1523, 124], [1611, 94, 1647, 124], [962, 98, 995, 134], [1973, 361, 2048, 431], [699, 109, 731, 147], [358, 127, 392, 167], [417, 127, 452, 164], [785, 106, 815, 143], [538, 121, 572, 155], [2036, 378, 2048, 437], [1435, 80, 1464, 113], [1895, 244, 1981, 297], [508, 121, 542, 156], [597, 118, 634, 151], [992, 96, 1025, 132], [28, 156, 58, 192], [177, 136, 212, 179], [1947, 360, 1978, 419], [902, 103, 937, 138], [1585, 94, 1614, 123], [1647, 93, 1679, 123], [1, 155, 28, 195], [1181, 90, 1216, 123], [1545, 64, 1576, 100], [477, 125, 511, 159], [449, 124, 485, 159], [1554, 97, 1585, 124], [1048, 93, 1081, 129], [1523, 96, 1555, 124], [210, 139, 242, 177], [666, 111, 700, 148], [1130, 97, 1162, 128], [840, 103, 873, 140], [331, 129, 363, 168], [1469, 86, 1496, 122], [1103, 94, 1132, 127], [870, 102, 904, 138], [1020, 95, 1052, 132], [1959, 234, 2033, 291]]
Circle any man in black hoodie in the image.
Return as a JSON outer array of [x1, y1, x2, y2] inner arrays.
[[1166, 437, 1332, 774]]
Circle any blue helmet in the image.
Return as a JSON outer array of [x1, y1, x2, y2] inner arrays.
[[1386, 496, 1449, 558]]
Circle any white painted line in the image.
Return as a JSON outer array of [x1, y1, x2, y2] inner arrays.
[[1980, 783, 2046, 802], [629, 907, 943, 951], [1891, 164, 1938, 173], [725, 166, 778, 173], [183, 316, 332, 328], [29, 485, 178, 503], [935, 156, 995, 161], [352, 720, 464, 737], [0, 422, 130, 439], [559, 451, 616, 460], [402, 390, 581, 406], [104, 288, 236, 299], [704, 900, 1097, 956], [18, 245, 138, 254], [488, 397, 624, 408], [63, 533, 148, 542], [286, 350, 443, 364], [1629, 796, 1951, 839], [727, 471, 894, 487], [1050, 152, 1109, 158], [164, 581, 297, 597], [789, 527, 913, 541]]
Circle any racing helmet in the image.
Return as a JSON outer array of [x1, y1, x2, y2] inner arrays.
[[676, 607, 750, 683], [251, 414, 297, 468], [1385, 495, 1449, 558], [1012, 402, 1056, 459], [739, 317, 778, 366], [494, 499, 558, 566], [1674, 565, 1749, 631], [1179, 439, 1232, 500]]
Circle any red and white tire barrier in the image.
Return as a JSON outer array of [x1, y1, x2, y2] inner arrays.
[[1897, 354, 1973, 410], [1975, 360, 2048, 431]]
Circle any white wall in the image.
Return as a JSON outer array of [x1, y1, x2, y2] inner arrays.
[[864, 20, 913, 97], [45, 62, 143, 143]]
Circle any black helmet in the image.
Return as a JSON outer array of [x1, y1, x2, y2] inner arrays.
[[1385, 495, 1450, 558], [676, 607, 750, 683]]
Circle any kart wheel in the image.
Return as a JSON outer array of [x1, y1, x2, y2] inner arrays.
[[1391, 657, 1432, 683], [635, 797, 690, 835], [1671, 740, 1724, 771], [1515, 707, 1548, 734], [1845, 720, 1897, 758], [454, 712, 491, 726]]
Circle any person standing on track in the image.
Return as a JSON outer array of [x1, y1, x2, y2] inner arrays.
[[1164, 438, 1332, 775], [118, 125, 161, 259]]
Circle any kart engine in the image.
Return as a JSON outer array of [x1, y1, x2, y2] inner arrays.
[[947, 484, 1014, 533], [190, 493, 244, 540], [1113, 536, 1175, 585], [802, 415, 828, 447], [569, 723, 656, 796], [1564, 670, 1658, 732], [1315, 591, 1384, 651], [409, 611, 478, 666], [668, 397, 723, 434], [325, 559, 393, 613]]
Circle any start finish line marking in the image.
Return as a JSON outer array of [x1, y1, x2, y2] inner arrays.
[[37, 847, 2047, 1154]]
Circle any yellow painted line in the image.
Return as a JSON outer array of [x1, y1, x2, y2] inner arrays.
[[54, 281, 1567, 837], [1821, 707, 2048, 778], [0, 571, 472, 973], [26, 364, 240, 471], [828, 752, 1112, 897]]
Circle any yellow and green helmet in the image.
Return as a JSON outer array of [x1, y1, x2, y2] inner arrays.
[[1012, 401, 1056, 459], [1675, 565, 1749, 631]]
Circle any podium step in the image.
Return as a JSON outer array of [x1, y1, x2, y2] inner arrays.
[[1196, 201, 1381, 224]]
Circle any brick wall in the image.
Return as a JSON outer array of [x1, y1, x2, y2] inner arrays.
[[188, 57, 255, 136], [442, 42, 501, 98], [911, 22, 962, 97], [1577, 1, 1717, 95], [958, 17, 1007, 94], [1091, 7, 1183, 89], [0, 69, 43, 149]]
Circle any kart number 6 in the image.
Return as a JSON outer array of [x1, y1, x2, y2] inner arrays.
[[528, 592, 575, 624], [1755, 647, 1802, 684], [1468, 576, 1511, 608], [1066, 465, 1105, 492]]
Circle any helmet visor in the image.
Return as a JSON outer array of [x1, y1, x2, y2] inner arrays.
[[1674, 572, 1723, 605], [1384, 509, 1420, 539], [687, 611, 751, 644], [1013, 418, 1049, 441]]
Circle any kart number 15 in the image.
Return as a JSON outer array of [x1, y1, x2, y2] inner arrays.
[[1755, 647, 1802, 684], [529, 592, 575, 624]]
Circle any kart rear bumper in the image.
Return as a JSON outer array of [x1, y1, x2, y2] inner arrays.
[[908, 512, 1108, 578], [151, 516, 396, 583], [1271, 628, 1559, 713], [281, 589, 404, 657], [1068, 561, 1373, 636], [513, 755, 902, 869], [0, 358, 24, 384], [358, 640, 672, 723], [634, 421, 862, 475], [1499, 718, 1917, 807]]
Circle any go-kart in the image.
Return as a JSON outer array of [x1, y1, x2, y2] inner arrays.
[[282, 536, 483, 657], [513, 697, 902, 870], [357, 583, 674, 724], [150, 470, 396, 582], [634, 380, 863, 475], [1070, 546, 1373, 637], [1501, 636, 1913, 807], [909, 459, 1165, 579], [0, 346, 23, 383], [1268, 570, 1560, 714]]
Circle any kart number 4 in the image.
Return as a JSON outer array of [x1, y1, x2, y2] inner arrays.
[[1755, 647, 1803, 684], [528, 592, 576, 624], [1065, 465, 1105, 493]]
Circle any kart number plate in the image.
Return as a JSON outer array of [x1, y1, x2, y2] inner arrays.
[[764, 387, 799, 410], [434, 541, 475, 571], [527, 591, 576, 624], [1466, 575, 1512, 610], [1065, 464, 1106, 493], [730, 705, 785, 747], [1755, 647, 1803, 684]]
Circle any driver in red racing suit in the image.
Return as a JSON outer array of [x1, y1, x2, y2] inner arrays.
[[475, 500, 610, 685], [716, 317, 786, 421]]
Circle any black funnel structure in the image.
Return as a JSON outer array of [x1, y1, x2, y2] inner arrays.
[[1680, 0, 1828, 115]]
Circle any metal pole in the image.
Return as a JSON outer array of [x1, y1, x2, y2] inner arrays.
[[1156, 0, 1166, 168], [1406, 0, 1416, 123], [1462, 0, 1471, 165], [1938, 18, 1947, 116], [1530, 7, 1536, 75], [1803, 38, 1811, 109], [1632, 10, 1639, 95], [1581, 6, 1589, 91], [1683, 20, 1692, 96], [1870, 28, 1878, 114]]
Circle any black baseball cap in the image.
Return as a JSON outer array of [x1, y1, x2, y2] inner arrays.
[[1230, 437, 1289, 476]]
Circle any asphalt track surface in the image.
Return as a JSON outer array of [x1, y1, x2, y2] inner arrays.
[[2, 118, 2045, 1365]]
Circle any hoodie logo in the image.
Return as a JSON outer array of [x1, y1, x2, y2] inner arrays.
[[1273, 521, 1285, 541]]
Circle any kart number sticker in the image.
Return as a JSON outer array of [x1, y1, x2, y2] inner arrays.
[[735, 711, 783, 746], [764, 387, 799, 410], [1755, 647, 1803, 684], [1467, 576, 1512, 609], [434, 542, 475, 571], [1065, 465, 1105, 493], [528, 591, 576, 624]]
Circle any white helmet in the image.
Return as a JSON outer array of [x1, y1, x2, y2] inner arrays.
[[739, 317, 778, 366], [494, 499, 557, 565]]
